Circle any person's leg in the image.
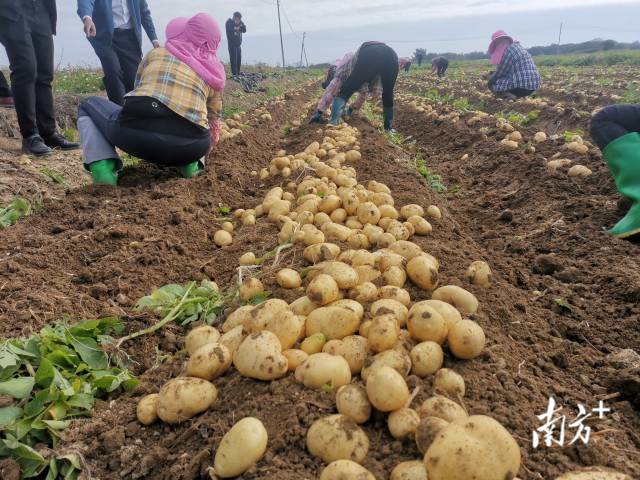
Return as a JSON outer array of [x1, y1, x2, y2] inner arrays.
[[97, 48, 126, 106], [237, 46, 242, 74], [509, 88, 533, 98], [112, 30, 142, 94], [229, 45, 238, 76], [0, 71, 11, 98], [590, 104, 640, 151], [380, 51, 400, 131], [29, 19, 56, 139]]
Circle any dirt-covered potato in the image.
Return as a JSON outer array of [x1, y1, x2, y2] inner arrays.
[[239, 252, 257, 266], [245, 299, 290, 333], [319, 194, 342, 214], [222, 305, 253, 332], [418, 395, 467, 423], [290, 295, 318, 316], [233, 331, 288, 380], [406, 256, 439, 290], [432, 285, 478, 315], [388, 408, 420, 439], [407, 303, 447, 344], [349, 282, 378, 303], [277, 268, 302, 289], [425, 415, 521, 480], [295, 352, 352, 390], [465, 261, 492, 288], [283, 349, 308, 371], [336, 384, 372, 424], [418, 300, 462, 331], [361, 349, 412, 380], [353, 265, 381, 284], [313, 261, 360, 289], [214, 417, 268, 478], [214, 230, 233, 247], [555, 468, 632, 480], [307, 414, 369, 464], [320, 460, 375, 480], [327, 335, 368, 373], [185, 325, 220, 355], [357, 201, 382, 225], [378, 285, 410, 305], [410, 341, 444, 377], [306, 305, 360, 340], [186, 342, 232, 381], [448, 319, 486, 360], [136, 393, 159, 425], [366, 366, 410, 412], [239, 277, 264, 302], [307, 273, 340, 305], [371, 299, 409, 327], [304, 243, 341, 263], [382, 266, 407, 288], [219, 325, 244, 353], [426, 205, 442, 220], [400, 204, 425, 219], [434, 368, 465, 397], [415, 416, 449, 454], [368, 314, 399, 353], [379, 204, 399, 219], [389, 240, 423, 260], [157, 377, 217, 424], [407, 215, 432, 236], [264, 310, 305, 350], [391, 461, 428, 480]]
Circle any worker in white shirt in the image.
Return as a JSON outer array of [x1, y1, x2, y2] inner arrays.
[[77, 0, 159, 105]]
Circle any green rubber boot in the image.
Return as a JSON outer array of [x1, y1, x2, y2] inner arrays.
[[178, 160, 202, 178], [88, 159, 118, 186], [603, 132, 640, 239]]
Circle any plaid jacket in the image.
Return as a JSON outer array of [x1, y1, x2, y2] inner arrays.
[[492, 43, 541, 92], [128, 48, 222, 130]]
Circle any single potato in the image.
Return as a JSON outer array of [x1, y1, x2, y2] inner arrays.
[[307, 414, 369, 464], [214, 417, 268, 478], [157, 377, 217, 424]]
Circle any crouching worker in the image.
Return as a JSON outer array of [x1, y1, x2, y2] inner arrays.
[[590, 104, 640, 239], [431, 57, 449, 78], [77, 13, 225, 185], [310, 42, 399, 131], [487, 30, 540, 100]]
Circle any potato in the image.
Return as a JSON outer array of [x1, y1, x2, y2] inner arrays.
[[314, 261, 359, 289], [415, 416, 449, 454], [432, 285, 478, 315], [465, 261, 492, 288], [320, 460, 375, 480], [277, 268, 302, 289], [379, 204, 399, 219], [219, 325, 244, 353], [301, 332, 327, 354], [426, 205, 442, 220], [307, 273, 340, 305], [239, 277, 264, 301], [418, 395, 467, 422], [157, 377, 217, 424], [371, 192, 394, 206], [345, 150, 362, 162], [534, 131, 547, 143], [407, 215, 432, 235], [555, 468, 632, 480], [400, 204, 424, 219], [330, 299, 365, 321], [239, 252, 256, 266], [323, 222, 354, 242], [214, 417, 268, 478], [418, 300, 462, 331], [186, 342, 232, 380], [407, 303, 447, 344], [378, 285, 410, 305], [371, 299, 409, 327], [304, 243, 341, 263], [348, 282, 378, 303], [366, 366, 409, 412], [304, 228, 326, 245], [388, 408, 420, 439], [233, 331, 288, 380], [410, 341, 444, 377], [222, 305, 253, 332], [331, 335, 368, 373], [221, 221, 234, 233], [434, 368, 465, 397], [368, 314, 399, 353], [354, 265, 381, 284], [295, 352, 351, 390], [319, 195, 342, 214], [136, 394, 159, 425], [290, 295, 318, 316], [214, 230, 233, 247], [264, 310, 304, 349], [336, 384, 372, 424], [283, 349, 308, 371], [306, 305, 360, 340], [425, 415, 520, 480], [378, 251, 405, 272], [448, 319, 486, 360], [406, 256, 439, 290], [307, 414, 369, 464], [377, 232, 397, 248], [330, 208, 348, 223], [568, 165, 593, 177], [391, 461, 427, 480], [185, 325, 220, 355], [245, 299, 289, 332], [357, 201, 381, 225]]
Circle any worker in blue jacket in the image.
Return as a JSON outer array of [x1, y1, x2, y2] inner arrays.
[[77, 0, 159, 105]]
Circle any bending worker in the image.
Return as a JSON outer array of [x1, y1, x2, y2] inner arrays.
[[590, 104, 640, 239], [77, 13, 225, 185], [431, 57, 449, 78], [310, 41, 399, 131], [487, 30, 540, 100]]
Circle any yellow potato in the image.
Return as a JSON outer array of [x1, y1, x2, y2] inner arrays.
[[390, 461, 427, 480], [366, 366, 409, 412], [239, 252, 256, 266], [264, 310, 304, 350], [232, 331, 288, 380], [357, 201, 382, 225], [378, 251, 406, 272], [277, 268, 302, 289], [426, 205, 442, 220], [417, 300, 462, 331], [320, 460, 375, 480], [322, 222, 354, 242], [415, 416, 449, 454], [221, 221, 234, 233], [407, 303, 447, 344], [283, 349, 308, 371], [354, 265, 381, 284], [447, 319, 486, 360], [214, 230, 233, 247], [432, 285, 478, 315], [378, 285, 410, 305], [290, 295, 318, 316], [368, 314, 399, 353], [136, 393, 159, 425], [388, 408, 420, 439], [185, 325, 220, 355], [157, 377, 217, 424], [186, 342, 232, 380], [239, 277, 264, 302], [465, 261, 492, 288], [307, 273, 340, 305], [361, 349, 412, 381], [407, 215, 432, 235], [304, 243, 341, 263], [406, 256, 439, 290], [301, 332, 327, 354], [329, 335, 368, 373], [244, 299, 289, 332], [307, 414, 369, 464], [313, 261, 360, 289], [379, 204, 399, 219], [389, 240, 423, 259], [336, 384, 372, 424], [410, 341, 444, 377], [371, 299, 409, 327], [219, 325, 244, 353], [348, 282, 378, 303], [418, 395, 467, 422], [434, 368, 466, 397], [295, 352, 351, 390], [214, 417, 268, 478], [400, 204, 425, 219], [306, 305, 360, 340], [555, 468, 632, 480]]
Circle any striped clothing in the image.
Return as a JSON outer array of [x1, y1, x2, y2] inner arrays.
[[128, 47, 222, 130], [492, 43, 541, 92]]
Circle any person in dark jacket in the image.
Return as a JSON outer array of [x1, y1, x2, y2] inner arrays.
[[77, 0, 159, 106], [590, 104, 640, 239], [0, 0, 80, 155], [0, 71, 13, 108], [225, 12, 246, 77], [431, 57, 449, 77]]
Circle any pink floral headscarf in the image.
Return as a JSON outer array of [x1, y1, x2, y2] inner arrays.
[[488, 30, 514, 65]]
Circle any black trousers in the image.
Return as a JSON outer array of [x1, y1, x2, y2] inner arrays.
[[590, 104, 640, 151], [508, 88, 534, 98], [79, 96, 211, 167], [0, 0, 56, 138], [339, 43, 399, 108], [229, 44, 242, 76], [95, 29, 142, 106], [436, 61, 449, 77], [0, 71, 11, 97]]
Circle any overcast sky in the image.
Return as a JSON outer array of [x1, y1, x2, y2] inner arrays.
[[1, 1, 638, 68]]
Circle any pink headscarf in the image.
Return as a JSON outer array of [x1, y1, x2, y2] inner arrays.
[[488, 30, 514, 65], [165, 13, 226, 91]]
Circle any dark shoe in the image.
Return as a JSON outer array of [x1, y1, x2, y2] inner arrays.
[[0, 97, 14, 109], [22, 135, 53, 156], [44, 132, 80, 151]]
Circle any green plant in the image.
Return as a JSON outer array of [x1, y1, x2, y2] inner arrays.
[[39, 167, 67, 186], [618, 86, 640, 104], [415, 154, 446, 193], [0, 198, 31, 229], [0, 317, 137, 478], [562, 128, 585, 142], [54, 68, 104, 94], [62, 128, 79, 143], [120, 152, 140, 168], [218, 203, 231, 215]]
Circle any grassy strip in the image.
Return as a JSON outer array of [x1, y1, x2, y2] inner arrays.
[[0, 198, 31, 229]]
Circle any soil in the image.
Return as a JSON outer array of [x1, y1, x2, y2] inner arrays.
[[1, 67, 639, 479]]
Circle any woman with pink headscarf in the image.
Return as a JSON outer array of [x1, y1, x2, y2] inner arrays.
[[486, 30, 540, 100], [76, 13, 225, 185]]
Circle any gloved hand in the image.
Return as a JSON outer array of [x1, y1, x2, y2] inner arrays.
[[309, 110, 324, 124], [383, 106, 394, 131]]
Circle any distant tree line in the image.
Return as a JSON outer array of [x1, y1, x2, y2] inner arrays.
[[413, 39, 640, 63]]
